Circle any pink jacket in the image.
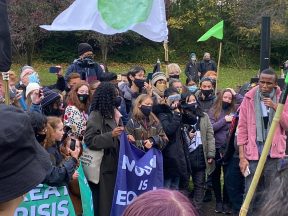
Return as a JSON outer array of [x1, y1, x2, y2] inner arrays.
[[237, 86, 288, 160]]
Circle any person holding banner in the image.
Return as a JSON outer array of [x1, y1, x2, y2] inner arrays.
[[181, 92, 215, 213], [125, 94, 168, 152], [84, 82, 124, 216]]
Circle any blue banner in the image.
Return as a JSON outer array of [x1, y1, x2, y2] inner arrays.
[[110, 132, 163, 216]]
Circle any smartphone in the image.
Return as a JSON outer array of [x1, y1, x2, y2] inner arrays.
[[70, 139, 76, 151], [244, 166, 250, 177], [49, 66, 61, 73], [146, 72, 153, 83]]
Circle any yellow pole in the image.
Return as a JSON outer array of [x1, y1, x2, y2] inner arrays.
[[239, 103, 285, 216], [215, 41, 222, 93]]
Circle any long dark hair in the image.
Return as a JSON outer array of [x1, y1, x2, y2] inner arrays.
[[182, 92, 204, 117], [211, 89, 236, 120], [90, 82, 116, 118]]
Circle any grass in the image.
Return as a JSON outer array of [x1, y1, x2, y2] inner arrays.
[[11, 61, 262, 89]]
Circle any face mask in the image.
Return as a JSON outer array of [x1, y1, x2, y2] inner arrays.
[[177, 87, 183, 94], [187, 86, 198, 93], [182, 103, 198, 112], [222, 101, 231, 110], [36, 133, 46, 143], [114, 96, 122, 108], [134, 79, 145, 89], [50, 108, 63, 117], [78, 94, 89, 103], [201, 89, 213, 97], [169, 75, 179, 79], [156, 83, 166, 92], [28, 73, 40, 84], [140, 105, 152, 117]]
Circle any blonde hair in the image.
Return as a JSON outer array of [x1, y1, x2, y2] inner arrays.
[[43, 117, 62, 149], [132, 94, 158, 123], [167, 63, 181, 75]]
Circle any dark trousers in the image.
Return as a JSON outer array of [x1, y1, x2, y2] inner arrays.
[[191, 168, 206, 215], [225, 157, 245, 214], [88, 181, 99, 216], [244, 158, 278, 215], [212, 149, 229, 204]]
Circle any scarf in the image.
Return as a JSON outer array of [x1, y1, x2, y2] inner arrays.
[[254, 88, 276, 143]]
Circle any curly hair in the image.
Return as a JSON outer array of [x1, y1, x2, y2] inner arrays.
[[90, 82, 116, 118], [66, 81, 90, 112]]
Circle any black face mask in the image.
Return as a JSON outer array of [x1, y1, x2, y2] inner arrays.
[[134, 79, 145, 89], [222, 101, 231, 110], [114, 96, 122, 108], [36, 133, 46, 143], [169, 75, 180, 79], [78, 94, 89, 103], [182, 103, 198, 112], [182, 112, 198, 125], [140, 105, 152, 117], [48, 108, 63, 117], [201, 89, 213, 97]]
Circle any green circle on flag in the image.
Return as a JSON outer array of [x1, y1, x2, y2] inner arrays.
[[98, 0, 153, 30]]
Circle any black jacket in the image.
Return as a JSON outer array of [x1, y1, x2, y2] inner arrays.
[[153, 104, 188, 179], [185, 61, 200, 81], [199, 60, 217, 77]]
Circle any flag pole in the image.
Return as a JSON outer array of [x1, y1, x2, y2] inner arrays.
[[163, 41, 169, 77], [239, 75, 288, 216], [215, 41, 222, 93]]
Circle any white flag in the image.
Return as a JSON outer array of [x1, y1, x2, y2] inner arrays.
[[40, 0, 168, 42]]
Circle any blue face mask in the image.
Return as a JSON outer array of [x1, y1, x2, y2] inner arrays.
[[28, 73, 40, 84], [187, 86, 198, 93]]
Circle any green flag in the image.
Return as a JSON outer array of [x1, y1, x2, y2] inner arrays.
[[197, 20, 224, 42]]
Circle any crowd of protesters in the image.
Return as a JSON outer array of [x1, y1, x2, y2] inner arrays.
[[1, 43, 288, 216]]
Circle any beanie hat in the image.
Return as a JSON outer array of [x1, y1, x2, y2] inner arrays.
[[78, 43, 93, 56], [20, 65, 34, 79], [41, 87, 60, 108], [151, 72, 167, 86], [190, 52, 196, 59], [26, 82, 40, 97]]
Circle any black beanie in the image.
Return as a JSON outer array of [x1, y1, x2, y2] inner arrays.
[[78, 43, 93, 56]]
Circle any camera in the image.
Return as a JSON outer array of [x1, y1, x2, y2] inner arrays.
[[77, 57, 95, 68]]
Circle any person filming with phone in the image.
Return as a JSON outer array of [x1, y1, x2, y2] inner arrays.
[[237, 68, 288, 214], [65, 43, 103, 85]]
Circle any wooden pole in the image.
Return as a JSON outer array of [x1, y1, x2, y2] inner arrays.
[[215, 41, 222, 93], [239, 75, 288, 216], [163, 41, 169, 77]]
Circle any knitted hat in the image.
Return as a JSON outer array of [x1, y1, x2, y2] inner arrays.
[[151, 72, 167, 86], [26, 82, 40, 97], [20, 65, 34, 79], [41, 87, 60, 108], [78, 43, 93, 56]]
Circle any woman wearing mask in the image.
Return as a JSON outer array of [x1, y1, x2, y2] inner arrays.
[[208, 88, 243, 214], [84, 82, 124, 216], [27, 111, 81, 187], [64, 81, 90, 139], [168, 63, 181, 79], [125, 94, 168, 152], [151, 72, 167, 103], [153, 87, 187, 190], [181, 92, 215, 214]]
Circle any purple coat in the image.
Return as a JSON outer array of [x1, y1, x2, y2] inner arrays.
[[208, 93, 243, 149]]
